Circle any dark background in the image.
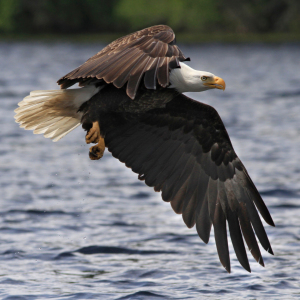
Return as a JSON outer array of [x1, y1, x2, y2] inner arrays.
[[0, 0, 300, 41]]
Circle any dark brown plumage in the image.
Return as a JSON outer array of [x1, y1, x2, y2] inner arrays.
[[79, 85, 274, 273], [58, 25, 189, 99]]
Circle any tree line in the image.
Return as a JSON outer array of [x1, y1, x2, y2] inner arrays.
[[0, 0, 299, 35]]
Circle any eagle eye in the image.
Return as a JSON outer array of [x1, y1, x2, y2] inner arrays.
[[201, 76, 208, 81]]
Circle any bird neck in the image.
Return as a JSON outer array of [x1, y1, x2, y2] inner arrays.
[[169, 62, 204, 93]]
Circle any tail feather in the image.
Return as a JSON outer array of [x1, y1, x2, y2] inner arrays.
[[21, 116, 62, 130], [44, 117, 72, 137], [33, 117, 64, 134], [15, 85, 100, 141], [49, 120, 80, 142]]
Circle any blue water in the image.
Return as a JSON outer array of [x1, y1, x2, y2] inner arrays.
[[1, 41, 300, 299]]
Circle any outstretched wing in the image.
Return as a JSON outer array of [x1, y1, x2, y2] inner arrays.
[[58, 25, 189, 99], [100, 93, 275, 273]]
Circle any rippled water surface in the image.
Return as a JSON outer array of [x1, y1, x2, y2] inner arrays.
[[1, 41, 300, 299]]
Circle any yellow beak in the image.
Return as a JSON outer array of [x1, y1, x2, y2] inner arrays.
[[203, 76, 226, 91]]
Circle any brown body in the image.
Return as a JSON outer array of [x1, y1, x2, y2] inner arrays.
[[81, 84, 179, 160]]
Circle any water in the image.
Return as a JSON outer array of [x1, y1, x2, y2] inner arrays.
[[1, 41, 300, 299]]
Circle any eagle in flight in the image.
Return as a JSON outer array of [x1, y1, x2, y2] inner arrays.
[[15, 25, 274, 273]]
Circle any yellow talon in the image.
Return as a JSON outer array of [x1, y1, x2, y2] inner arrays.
[[89, 137, 105, 160], [86, 121, 105, 160]]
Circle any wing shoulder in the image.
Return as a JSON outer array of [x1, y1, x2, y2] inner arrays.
[[57, 25, 189, 99]]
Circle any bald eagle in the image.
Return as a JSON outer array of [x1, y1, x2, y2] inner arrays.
[[15, 25, 274, 273]]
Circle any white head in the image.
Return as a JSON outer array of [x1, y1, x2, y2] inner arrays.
[[169, 62, 226, 93]]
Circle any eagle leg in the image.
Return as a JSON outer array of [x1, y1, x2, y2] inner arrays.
[[89, 136, 105, 160], [86, 121, 101, 144], [85, 121, 105, 160]]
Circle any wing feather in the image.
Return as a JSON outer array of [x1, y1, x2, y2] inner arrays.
[[196, 193, 213, 244], [227, 208, 251, 272], [58, 25, 188, 99], [213, 190, 230, 273], [144, 58, 159, 89], [98, 92, 274, 272]]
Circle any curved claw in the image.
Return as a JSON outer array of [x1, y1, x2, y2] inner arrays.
[[89, 137, 105, 160]]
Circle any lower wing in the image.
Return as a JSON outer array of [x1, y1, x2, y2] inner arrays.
[[99, 93, 274, 273]]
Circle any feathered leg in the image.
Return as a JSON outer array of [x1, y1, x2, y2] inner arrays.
[[86, 121, 105, 160]]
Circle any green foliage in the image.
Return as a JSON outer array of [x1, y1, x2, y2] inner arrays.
[[0, 0, 20, 31], [0, 0, 122, 34], [114, 0, 220, 32], [0, 0, 299, 35], [219, 0, 300, 33]]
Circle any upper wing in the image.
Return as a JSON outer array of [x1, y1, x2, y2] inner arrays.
[[58, 25, 189, 99], [100, 93, 275, 273]]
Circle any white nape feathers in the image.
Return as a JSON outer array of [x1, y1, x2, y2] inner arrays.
[[169, 62, 216, 93]]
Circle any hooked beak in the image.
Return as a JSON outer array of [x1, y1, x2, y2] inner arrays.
[[203, 76, 226, 91]]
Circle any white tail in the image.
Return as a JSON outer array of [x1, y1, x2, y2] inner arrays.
[[14, 86, 100, 142]]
